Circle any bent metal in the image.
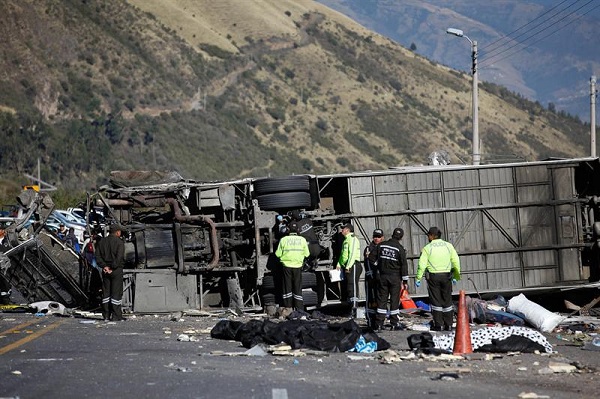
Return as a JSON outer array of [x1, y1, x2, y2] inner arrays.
[[3, 157, 600, 313]]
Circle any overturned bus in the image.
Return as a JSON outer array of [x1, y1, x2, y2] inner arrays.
[[3, 157, 600, 313]]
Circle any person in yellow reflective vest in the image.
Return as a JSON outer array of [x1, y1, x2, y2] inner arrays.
[[276, 222, 309, 312], [336, 223, 362, 314], [416, 226, 461, 331]]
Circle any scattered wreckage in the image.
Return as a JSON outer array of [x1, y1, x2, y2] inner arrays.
[[2, 157, 600, 315]]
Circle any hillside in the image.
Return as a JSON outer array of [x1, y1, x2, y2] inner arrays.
[[0, 0, 593, 202], [317, 0, 600, 120]]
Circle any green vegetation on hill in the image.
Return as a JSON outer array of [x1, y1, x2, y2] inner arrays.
[[0, 0, 593, 198]]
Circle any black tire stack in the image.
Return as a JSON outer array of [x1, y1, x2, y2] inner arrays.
[[253, 175, 313, 211], [261, 274, 277, 307], [255, 175, 318, 308], [301, 271, 319, 308]]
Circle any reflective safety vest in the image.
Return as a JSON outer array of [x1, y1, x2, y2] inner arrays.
[[276, 233, 309, 268], [416, 239, 460, 280], [337, 233, 361, 269]]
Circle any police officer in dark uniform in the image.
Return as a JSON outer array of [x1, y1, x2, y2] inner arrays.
[[375, 227, 409, 331], [364, 228, 384, 329], [290, 210, 321, 270], [96, 224, 125, 321]]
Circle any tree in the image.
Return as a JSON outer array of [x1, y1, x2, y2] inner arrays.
[[410, 43, 417, 51]]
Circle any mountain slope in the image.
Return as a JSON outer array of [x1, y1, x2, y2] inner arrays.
[[317, 0, 600, 120], [0, 0, 593, 197]]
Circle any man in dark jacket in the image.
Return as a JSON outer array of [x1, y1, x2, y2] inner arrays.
[[364, 228, 384, 329], [375, 227, 409, 331], [96, 224, 125, 321], [290, 210, 321, 270]]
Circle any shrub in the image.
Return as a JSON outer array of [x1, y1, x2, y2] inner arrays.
[[315, 119, 328, 131], [266, 107, 285, 121], [336, 157, 349, 167], [284, 68, 295, 79]]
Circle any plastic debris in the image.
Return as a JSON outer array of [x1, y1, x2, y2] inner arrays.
[[349, 335, 377, 353], [177, 334, 190, 342], [244, 344, 268, 357], [29, 301, 69, 316]]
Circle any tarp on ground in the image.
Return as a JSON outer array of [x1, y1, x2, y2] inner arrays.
[[210, 318, 390, 352], [432, 326, 553, 353]]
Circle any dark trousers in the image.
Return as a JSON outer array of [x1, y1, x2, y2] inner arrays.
[[375, 272, 401, 327], [102, 268, 124, 320], [426, 272, 453, 329], [282, 267, 303, 310], [344, 262, 363, 305], [365, 273, 379, 328], [307, 242, 322, 270]]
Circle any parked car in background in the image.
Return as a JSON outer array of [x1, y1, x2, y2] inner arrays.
[[66, 207, 85, 220], [0, 216, 17, 229], [55, 209, 86, 225], [66, 206, 106, 227], [46, 212, 86, 243]]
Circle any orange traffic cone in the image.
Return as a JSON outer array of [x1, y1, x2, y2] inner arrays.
[[452, 290, 473, 355]]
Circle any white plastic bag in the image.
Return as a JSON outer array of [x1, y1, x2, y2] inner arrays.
[[507, 293, 564, 332]]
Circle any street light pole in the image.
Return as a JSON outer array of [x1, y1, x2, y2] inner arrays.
[[591, 75, 597, 157], [447, 28, 480, 165]]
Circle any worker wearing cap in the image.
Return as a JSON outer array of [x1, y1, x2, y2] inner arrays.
[[336, 223, 362, 313], [375, 227, 409, 331], [96, 224, 125, 321], [364, 228, 384, 329], [57, 224, 67, 242], [276, 221, 309, 312], [416, 226, 461, 331]]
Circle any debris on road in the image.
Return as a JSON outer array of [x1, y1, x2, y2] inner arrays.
[[518, 392, 550, 399], [29, 301, 69, 316]]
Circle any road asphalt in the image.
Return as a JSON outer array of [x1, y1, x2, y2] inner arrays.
[[0, 307, 598, 399]]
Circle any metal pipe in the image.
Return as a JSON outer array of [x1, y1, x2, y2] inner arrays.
[[165, 198, 220, 269]]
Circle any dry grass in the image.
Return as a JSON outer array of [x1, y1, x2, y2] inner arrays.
[[0, 0, 590, 187]]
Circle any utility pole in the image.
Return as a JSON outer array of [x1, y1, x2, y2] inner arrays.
[[592, 75, 597, 157], [472, 40, 479, 165], [23, 157, 57, 192], [447, 28, 479, 165]]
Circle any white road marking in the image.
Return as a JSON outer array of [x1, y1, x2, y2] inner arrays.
[[272, 388, 288, 399]]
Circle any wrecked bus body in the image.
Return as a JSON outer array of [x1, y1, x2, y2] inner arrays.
[[3, 158, 600, 313], [0, 189, 89, 308]]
